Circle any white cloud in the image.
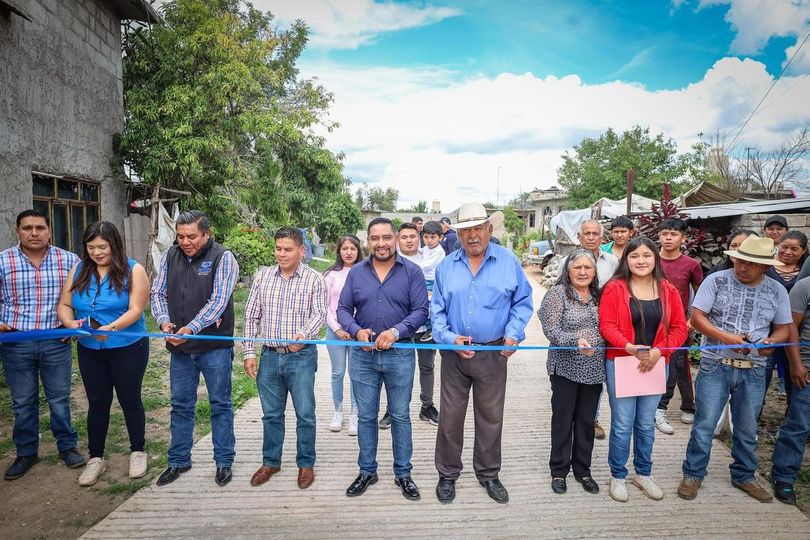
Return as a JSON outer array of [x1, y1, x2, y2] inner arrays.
[[694, 0, 810, 55], [303, 57, 810, 210], [680, 1, 810, 74], [256, 0, 461, 49]]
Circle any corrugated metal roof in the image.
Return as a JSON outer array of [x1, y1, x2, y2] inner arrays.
[[104, 0, 160, 22], [682, 197, 810, 219], [679, 181, 738, 207]]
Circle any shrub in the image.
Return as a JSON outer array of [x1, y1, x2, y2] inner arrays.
[[223, 226, 275, 279]]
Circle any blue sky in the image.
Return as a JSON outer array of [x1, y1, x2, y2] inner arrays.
[[258, 0, 810, 209], [308, 0, 769, 90]]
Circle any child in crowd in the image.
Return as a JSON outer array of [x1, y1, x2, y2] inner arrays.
[[601, 216, 635, 260], [419, 221, 445, 342]]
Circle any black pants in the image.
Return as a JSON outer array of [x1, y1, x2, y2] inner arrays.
[[78, 338, 149, 458], [657, 348, 695, 412], [549, 374, 601, 478]]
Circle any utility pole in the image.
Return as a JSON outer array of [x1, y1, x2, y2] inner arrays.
[[496, 167, 501, 208], [745, 146, 755, 195]]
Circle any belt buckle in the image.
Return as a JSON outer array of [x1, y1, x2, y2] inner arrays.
[[274, 346, 288, 354]]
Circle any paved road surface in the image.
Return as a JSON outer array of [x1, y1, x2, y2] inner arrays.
[[85, 268, 810, 539]]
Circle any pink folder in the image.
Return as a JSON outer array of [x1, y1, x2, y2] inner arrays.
[[614, 356, 667, 398]]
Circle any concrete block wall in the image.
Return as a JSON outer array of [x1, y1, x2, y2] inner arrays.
[[731, 213, 810, 237], [0, 0, 126, 249]]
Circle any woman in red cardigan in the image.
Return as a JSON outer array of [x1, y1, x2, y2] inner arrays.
[[599, 237, 688, 503]]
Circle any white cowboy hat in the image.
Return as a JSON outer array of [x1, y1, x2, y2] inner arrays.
[[452, 202, 490, 230], [724, 236, 784, 266]]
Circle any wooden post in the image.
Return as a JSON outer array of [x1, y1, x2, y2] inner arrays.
[[626, 168, 635, 216], [146, 182, 160, 279]]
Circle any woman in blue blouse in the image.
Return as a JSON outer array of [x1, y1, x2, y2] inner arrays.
[[58, 221, 149, 486]]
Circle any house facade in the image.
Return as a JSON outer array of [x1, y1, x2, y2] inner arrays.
[[0, 0, 156, 250]]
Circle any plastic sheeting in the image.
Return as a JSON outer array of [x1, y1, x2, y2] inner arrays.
[[150, 203, 179, 269]]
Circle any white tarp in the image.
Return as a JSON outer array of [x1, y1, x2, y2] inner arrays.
[[550, 208, 591, 243], [150, 203, 179, 270], [591, 195, 656, 218]]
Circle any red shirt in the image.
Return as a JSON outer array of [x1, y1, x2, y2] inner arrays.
[[599, 278, 688, 362], [659, 254, 703, 315]]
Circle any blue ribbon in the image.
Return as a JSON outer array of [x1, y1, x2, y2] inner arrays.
[[0, 328, 803, 353]]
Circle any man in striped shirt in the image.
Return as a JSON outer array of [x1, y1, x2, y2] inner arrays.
[[243, 226, 327, 490], [1, 209, 86, 480], [150, 210, 239, 488]]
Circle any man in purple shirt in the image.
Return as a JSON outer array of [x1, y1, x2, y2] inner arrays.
[[337, 217, 429, 500]]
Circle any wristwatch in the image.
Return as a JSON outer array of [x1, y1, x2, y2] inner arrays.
[[389, 327, 400, 340]]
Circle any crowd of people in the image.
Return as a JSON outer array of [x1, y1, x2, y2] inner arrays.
[[0, 204, 807, 509]]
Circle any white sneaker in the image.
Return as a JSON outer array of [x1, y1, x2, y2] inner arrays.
[[609, 477, 628, 502], [329, 411, 343, 432], [79, 457, 105, 486], [129, 451, 148, 479], [632, 475, 664, 500], [681, 412, 695, 424], [348, 414, 358, 436], [655, 409, 675, 435]]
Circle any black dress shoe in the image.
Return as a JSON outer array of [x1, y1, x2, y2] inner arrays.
[[436, 477, 456, 504], [480, 478, 509, 503], [156, 465, 191, 486], [551, 477, 567, 494], [4, 455, 39, 481], [346, 473, 378, 497], [394, 476, 420, 500], [576, 476, 600, 494], [215, 467, 232, 487]]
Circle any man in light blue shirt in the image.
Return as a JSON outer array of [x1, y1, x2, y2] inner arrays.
[[431, 202, 533, 505]]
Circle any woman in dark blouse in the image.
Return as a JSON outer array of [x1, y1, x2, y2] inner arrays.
[[538, 249, 605, 496]]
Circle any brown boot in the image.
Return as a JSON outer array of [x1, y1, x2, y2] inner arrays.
[[594, 421, 606, 440], [677, 477, 701, 500], [298, 467, 315, 489], [732, 479, 773, 503], [250, 466, 280, 487]]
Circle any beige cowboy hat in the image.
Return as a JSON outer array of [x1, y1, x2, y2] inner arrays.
[[452, 202, 490, 230], [724, 236, 784, 266]]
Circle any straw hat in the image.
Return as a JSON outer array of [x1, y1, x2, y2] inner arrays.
[[452, 202, 490, 230], [724, 236, 784, 266]]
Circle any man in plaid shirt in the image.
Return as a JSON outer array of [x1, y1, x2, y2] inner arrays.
[[1, 209, 86, 480], [243, 226, 327, 490]]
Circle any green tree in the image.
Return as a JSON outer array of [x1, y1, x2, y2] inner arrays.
[[503, 206, 525, 237], [401, 200, 429, 213], [354, 184, 399, 211], [315, 190, 364, 243], [118, 0, 347, 235], [557, 126, 706, 209]]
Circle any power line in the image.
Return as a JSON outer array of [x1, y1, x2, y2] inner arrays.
[[726, 31, 810, 152]]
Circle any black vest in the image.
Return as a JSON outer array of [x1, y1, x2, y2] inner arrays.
[[165, 239, 235, 354]]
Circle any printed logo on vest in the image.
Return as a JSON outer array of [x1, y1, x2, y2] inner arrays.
[[198, 261, 213, 275]]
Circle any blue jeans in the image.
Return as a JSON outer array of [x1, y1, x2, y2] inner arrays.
[[605, 360, 663, 479], [772, 380, 810, 484], [257, 345, 317, 468], [350, 346, 415, 478], [168, 347, 235, 468], [682, 360, 766, 483], [0, 339, 78, 456], [325, 328, 357, 414]]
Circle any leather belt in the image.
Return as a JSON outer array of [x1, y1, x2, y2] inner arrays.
[[472, 337, 505, 346], [263, 345, 294, 355], [721, 358, 753, 369]]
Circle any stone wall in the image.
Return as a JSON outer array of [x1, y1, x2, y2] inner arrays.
[[0, 0, 126, 248], [731, 213, 810, 237]]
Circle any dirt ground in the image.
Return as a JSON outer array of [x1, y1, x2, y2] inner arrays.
[[0, 340, 175, 540]]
